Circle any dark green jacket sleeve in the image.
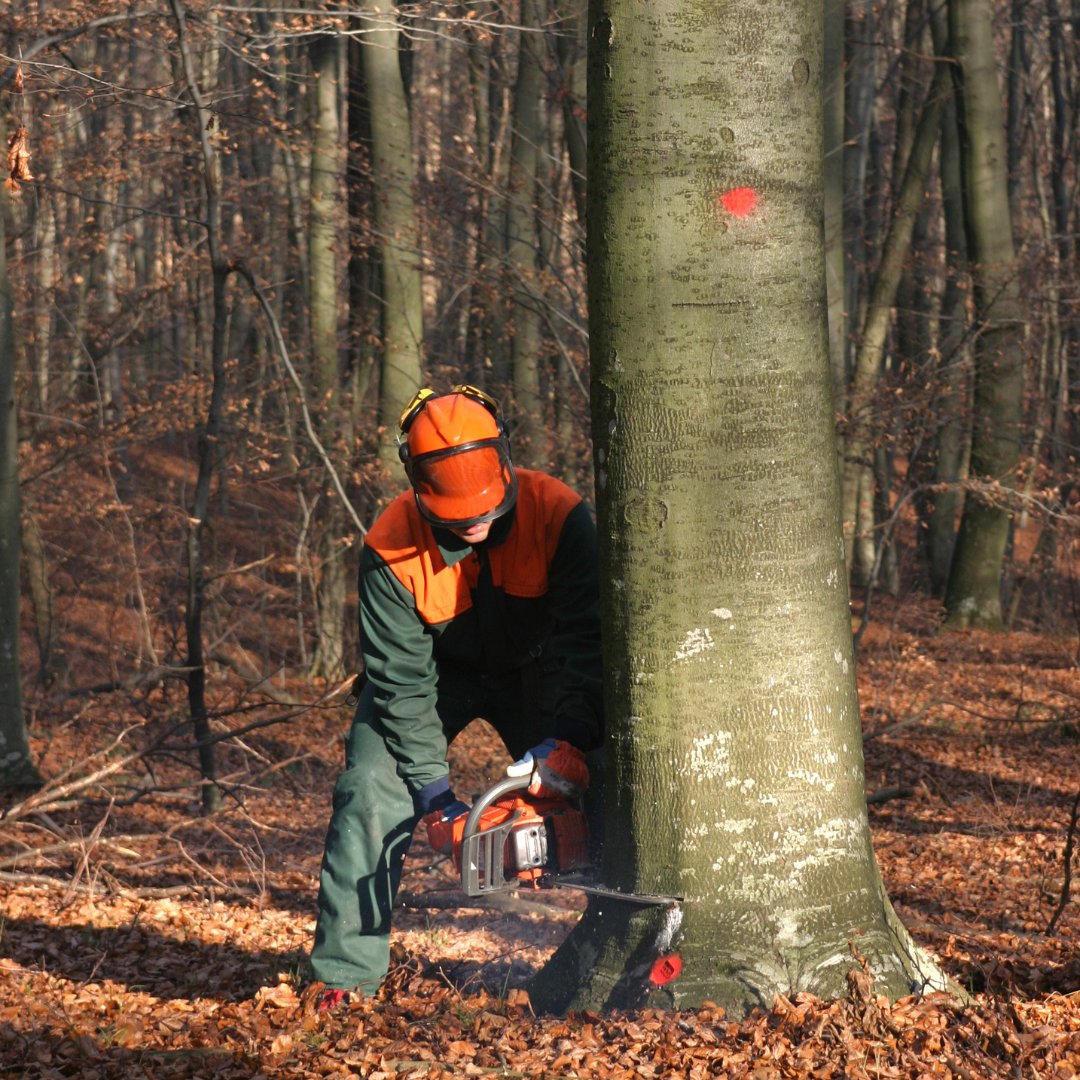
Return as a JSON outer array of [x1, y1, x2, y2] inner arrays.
[[545, 501, 605, 751], [357, 543, 449, 794]]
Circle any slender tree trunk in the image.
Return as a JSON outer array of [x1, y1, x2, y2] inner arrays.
[[171, 0, 229, 813], [531, 0, 954, 1015], [1044, 0, 1077, 480], [915, 0, 970, 597], [346, 37, 379, 420], [842, 0, 878, 379], [31, 192, 54, 419], [310, 34, 342, 400], [0, 131, 40, 790], [840, 66, 949, 572], [308, 33, 349, 681], [554, 0, 588, 232], [943, 0, 1026, 630], [505, 0, 547, 466], [356, 1, 424, 474]]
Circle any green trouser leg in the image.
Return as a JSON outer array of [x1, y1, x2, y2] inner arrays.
[[310, 685, 422, 993], [310, 664, 601, 992]]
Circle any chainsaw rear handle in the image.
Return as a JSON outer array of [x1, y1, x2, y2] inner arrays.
[[459, 774, 531, 897]]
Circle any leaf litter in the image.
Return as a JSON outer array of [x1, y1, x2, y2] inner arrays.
[[1, 593, 1077, 1077]]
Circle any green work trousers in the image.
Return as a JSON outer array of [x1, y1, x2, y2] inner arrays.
[[309, 662, 562, 993]]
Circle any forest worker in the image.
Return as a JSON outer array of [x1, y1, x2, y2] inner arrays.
[[310, 385, 604, 1009]]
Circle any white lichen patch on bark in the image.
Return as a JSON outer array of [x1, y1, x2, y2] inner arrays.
[[772, 912, 814, 949], [812, 815, 864, 845], [673, 627, 715, 662], [716, 817, 756, 834], [786, 767, 835, 792], [685, 730, 732, 780]]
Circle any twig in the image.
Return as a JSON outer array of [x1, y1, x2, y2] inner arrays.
[[232, 260, 367, 537], [1, 723, 151, 825], [1045, 787, 1080, 934], [0, 835, 144, 870], [866, 786, 915, 806], [864, 696, 1071, 742], [0, 870, 201, 899]]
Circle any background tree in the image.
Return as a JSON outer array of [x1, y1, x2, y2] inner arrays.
[[307, 28, 351, 681], [942, 0, 1026, 629], [0, 0, 1075, 813], [170, 0, 232, 813], [530, 0, 952, 1014], [0, 113, 40, 791], [357, 0, 424, 474]]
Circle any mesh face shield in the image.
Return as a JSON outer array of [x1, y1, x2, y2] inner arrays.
[[408, 439, 517, 530]]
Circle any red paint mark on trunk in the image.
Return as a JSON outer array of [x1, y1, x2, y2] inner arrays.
[[719, 187, 758, 218], [649, 953, 683, 986]]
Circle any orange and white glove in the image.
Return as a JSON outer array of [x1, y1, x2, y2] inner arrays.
[[422, 799, 470, 854], [506, 738, 589, 799]]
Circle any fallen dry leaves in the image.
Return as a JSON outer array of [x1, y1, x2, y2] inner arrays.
[[1, 594, 1077, 1077]]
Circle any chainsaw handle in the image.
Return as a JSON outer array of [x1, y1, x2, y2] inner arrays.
[[458, 773, 531, 898], [461, 773, 530, 841]]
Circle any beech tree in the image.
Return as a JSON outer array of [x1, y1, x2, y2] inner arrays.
[[942, 0, 1026, 630], [0, 119, 39, 791], [530, 0, 953, 1014], [357, 1, 424, 472]]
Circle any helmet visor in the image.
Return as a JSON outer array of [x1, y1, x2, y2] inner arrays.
[[410, 440, 517, 529]]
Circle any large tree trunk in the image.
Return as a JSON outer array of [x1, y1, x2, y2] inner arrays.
[[530, 0, 954, 1016], [822, 0, 845, 407], [943, 0, 1026, 630]]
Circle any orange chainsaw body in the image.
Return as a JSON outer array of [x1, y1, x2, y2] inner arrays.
[[455, 780, 590, 895]]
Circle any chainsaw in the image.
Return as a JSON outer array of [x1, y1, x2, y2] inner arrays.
[[451, 774, 681, 907]]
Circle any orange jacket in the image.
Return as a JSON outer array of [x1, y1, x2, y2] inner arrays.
[[359, 469, 603, 792]]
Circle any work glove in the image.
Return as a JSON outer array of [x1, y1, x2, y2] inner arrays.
[[422, 799, 470, 854], [506, 738, 589, 799]]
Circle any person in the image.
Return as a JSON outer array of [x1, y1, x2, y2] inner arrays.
[[310, 385, 604, 1008]]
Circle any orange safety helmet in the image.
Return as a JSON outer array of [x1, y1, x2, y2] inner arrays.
[[397, 386, 517, 530]]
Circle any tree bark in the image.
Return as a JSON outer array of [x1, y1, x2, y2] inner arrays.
[[505, 0, 547, 467], [943, 0, 1026, 630], [171, 0, 229, 813], [916, 0, 970, 597], [0, 128, 40, 790], [823, 0, 845, 407], [307, 33, 349, 681], [356, 1, 424, 475], [530, 0, 955, 1015]]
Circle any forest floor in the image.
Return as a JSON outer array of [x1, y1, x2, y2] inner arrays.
[[1, 580, 1079, 1076]]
